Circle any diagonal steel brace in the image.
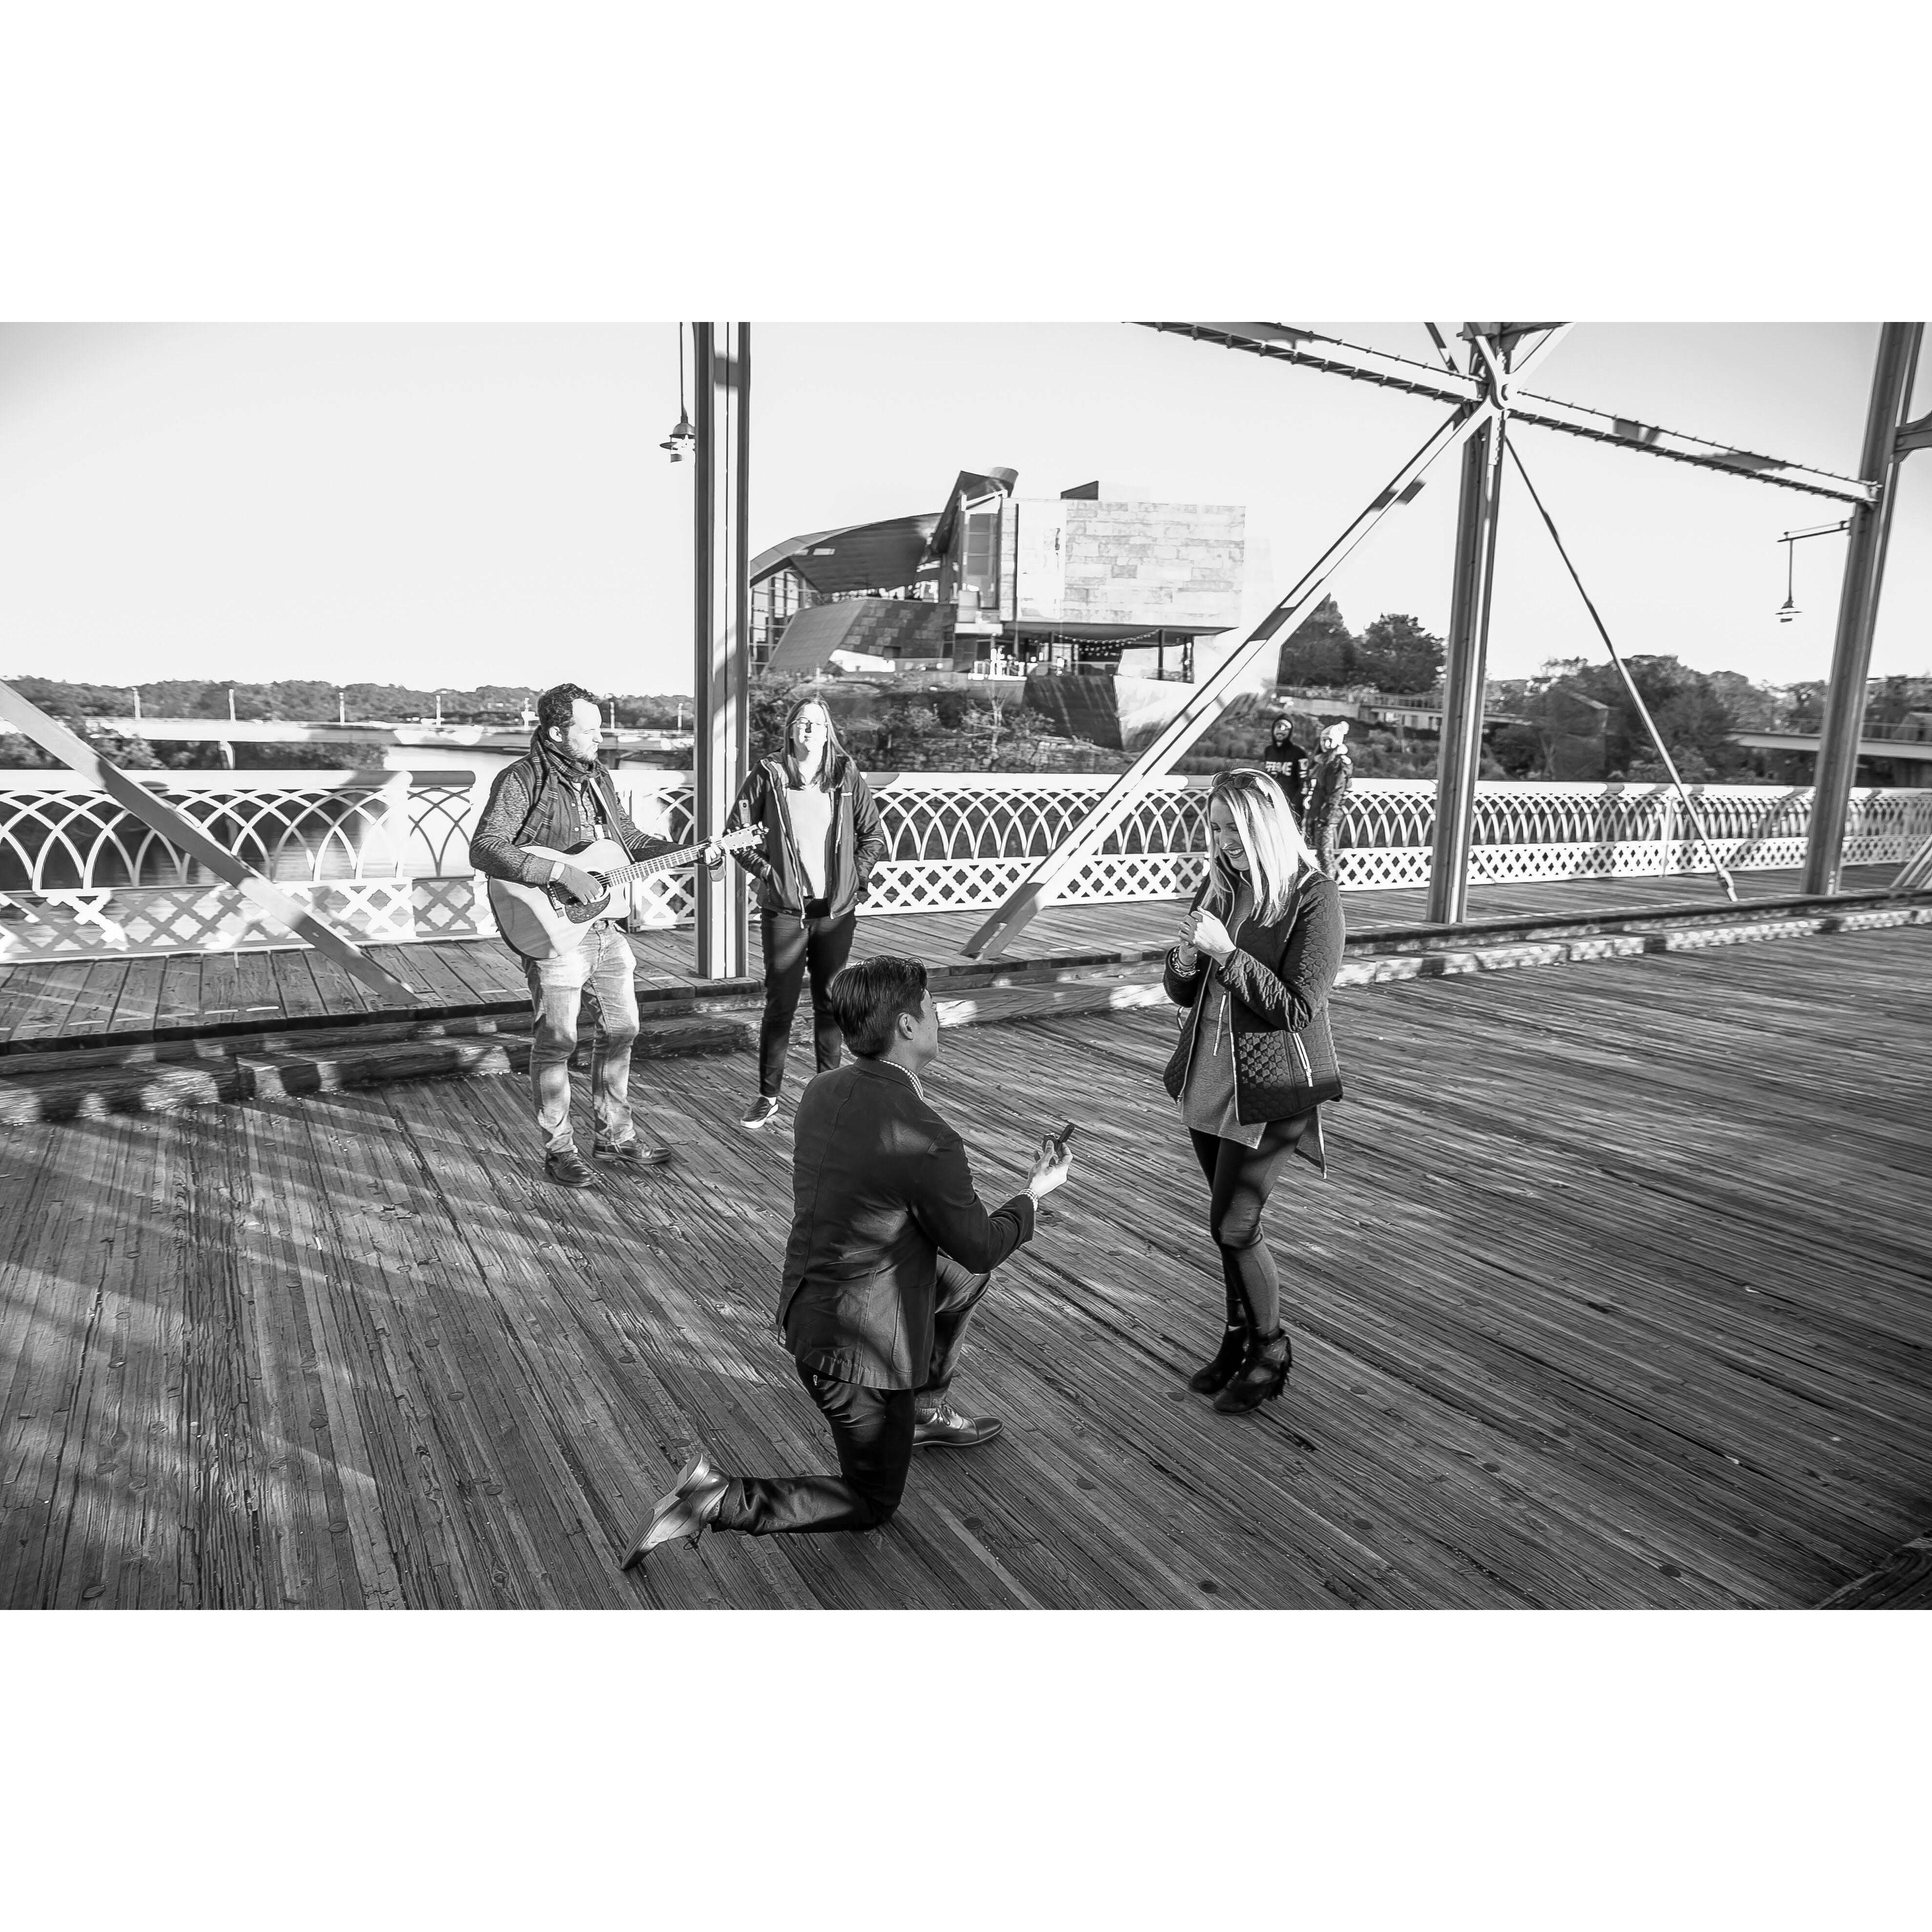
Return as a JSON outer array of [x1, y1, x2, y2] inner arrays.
[[960, 326, 1570, 959], [0, 680, 420, 1004]]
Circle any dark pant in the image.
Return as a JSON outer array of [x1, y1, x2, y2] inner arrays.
[[712, 1257, 992, 1537], [1188, 1117, 1308, 1338], [758, 905, 857, 1098], [1308, 815, 1342, 877]]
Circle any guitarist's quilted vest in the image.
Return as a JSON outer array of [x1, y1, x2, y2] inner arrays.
[[513, 749, 624, 857]]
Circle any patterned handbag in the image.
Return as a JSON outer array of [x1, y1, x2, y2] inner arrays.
[[1231, 1006, 1344, 1119]]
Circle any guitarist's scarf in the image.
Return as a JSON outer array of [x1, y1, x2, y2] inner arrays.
[[517, 727, 617, 848]]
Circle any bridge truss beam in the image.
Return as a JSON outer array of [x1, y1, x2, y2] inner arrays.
[[1802, 322, 1925, 895], [1138, 323, 1880, 505], [1427, 349, 1510, 924], [691, 322, 752, 980], [960, 326, 1570, 957]]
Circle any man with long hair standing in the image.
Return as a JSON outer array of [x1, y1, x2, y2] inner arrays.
[[725, 694, 887, 1130], [1164, 769, 1346, 1413]]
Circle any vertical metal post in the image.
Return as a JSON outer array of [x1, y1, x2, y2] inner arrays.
[[1801, 322, 1923, 895], [692, 322, 751, 979], [1426, 413, 1507, 923]]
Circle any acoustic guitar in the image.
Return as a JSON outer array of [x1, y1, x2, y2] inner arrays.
[[486, 826, 765, 961]]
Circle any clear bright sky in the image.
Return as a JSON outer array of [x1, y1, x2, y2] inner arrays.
[[1, 321, 1924, 704]]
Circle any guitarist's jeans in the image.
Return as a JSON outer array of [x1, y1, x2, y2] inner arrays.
[[757, 906, 857, 1099], [524, 922, 640, 1154], [711, 1258, 992, 1536]]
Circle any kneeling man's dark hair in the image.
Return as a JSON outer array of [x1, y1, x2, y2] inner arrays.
[[828, 955, 928, 1058]]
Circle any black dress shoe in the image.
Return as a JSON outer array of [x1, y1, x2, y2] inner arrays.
[[1187, 1324, 1250, 1395], [911, 1400, 1004, 1449], [1212, 1329, 1293, 1414], [544, 1148, 597, 1189], [593, 1138, 672, 1170], [620, 1449, 728, 1569]]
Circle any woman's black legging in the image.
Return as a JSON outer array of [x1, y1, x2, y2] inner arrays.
[[757, 905, 857, 1098], [1187, 1115, 1308, 1337]]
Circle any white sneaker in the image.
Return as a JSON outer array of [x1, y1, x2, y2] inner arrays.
[[741, 1096, 781, 1130]]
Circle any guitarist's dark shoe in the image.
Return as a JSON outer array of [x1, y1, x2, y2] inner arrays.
[[594, 1138, 672, 1170], [544, 1148, 598, 1188], [740, 1096, 781, 1130]]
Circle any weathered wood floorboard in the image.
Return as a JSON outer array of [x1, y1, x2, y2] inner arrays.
[[3, 865, 1906, 1049], [1, 923, 1926, 1609]]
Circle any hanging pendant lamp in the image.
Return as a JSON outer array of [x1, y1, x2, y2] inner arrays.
[[1776, 535, 1799, 623], [662, 325, 696, 461]]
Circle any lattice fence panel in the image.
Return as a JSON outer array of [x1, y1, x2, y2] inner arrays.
[[3, 772, 1929, 955], [0, 881, 418, 958]]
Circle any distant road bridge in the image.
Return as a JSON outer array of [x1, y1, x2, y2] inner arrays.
[[1736, 726, 1932, 778], [85, 717, 694, 758]]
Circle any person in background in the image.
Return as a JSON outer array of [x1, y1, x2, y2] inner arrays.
[[1304, 721, 1354, 878], [1261, 713, 1310, 824], [1163, 769, 1345, 1415], [726, 695, 887, 1131], [469, 681, 720, 1189], [620, 954, 1072, 1564]]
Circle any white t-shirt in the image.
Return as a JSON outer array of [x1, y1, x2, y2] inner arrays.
[[784, 781, 834, 902]]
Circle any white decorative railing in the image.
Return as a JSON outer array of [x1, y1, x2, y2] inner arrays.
[[1328, 779, 1932, 892], [0, 771, 483, 959], [1, 769, 1928, 960]]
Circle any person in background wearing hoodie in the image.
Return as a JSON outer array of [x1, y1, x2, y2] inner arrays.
[[725, 694, 888, 1131], [469, 682, 721, 1188], [1260, 712, 1311, 825]]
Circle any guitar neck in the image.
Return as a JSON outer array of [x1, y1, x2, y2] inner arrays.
[[599, 842, 710, 888]]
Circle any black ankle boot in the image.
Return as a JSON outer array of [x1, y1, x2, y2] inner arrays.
[[1187, 1324, 1249, 1395], [1212, 1328, 1292, 1414]]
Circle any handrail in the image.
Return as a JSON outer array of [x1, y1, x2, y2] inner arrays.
[[2, 769, 1929, 959]]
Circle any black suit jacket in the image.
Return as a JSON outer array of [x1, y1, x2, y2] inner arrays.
[[778, 1058, 1036, 1390]]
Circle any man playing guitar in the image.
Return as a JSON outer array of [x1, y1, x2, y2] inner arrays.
[[470, 682, 725, 1187]]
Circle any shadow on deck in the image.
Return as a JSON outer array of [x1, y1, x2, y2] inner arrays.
[[1, 918, 1927, 1609]]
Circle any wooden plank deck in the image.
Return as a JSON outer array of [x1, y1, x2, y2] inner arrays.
[[0, 864, 1904, 1051], [2, 922, 1926, 1610]]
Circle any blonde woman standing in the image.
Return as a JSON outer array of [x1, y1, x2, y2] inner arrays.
[[1163, 769, 1346, 1412]]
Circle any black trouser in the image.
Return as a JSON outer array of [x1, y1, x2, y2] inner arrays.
[[1308, 814, 1341, 877], [711, 1258, 991, 1537], [1187, 1116, 1309, 1338], [757, 904, 857, 1098]]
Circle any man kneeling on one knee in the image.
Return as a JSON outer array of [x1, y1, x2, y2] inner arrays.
[[623, 953, 1072, 1562]]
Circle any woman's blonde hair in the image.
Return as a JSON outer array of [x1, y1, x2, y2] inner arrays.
[[1202, 768, 1314, 925]]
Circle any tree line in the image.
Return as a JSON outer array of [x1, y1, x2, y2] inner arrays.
[[0, 679, 693, 769], [5, 639, 1928, 782], [1276, 599, 1932, 784]]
